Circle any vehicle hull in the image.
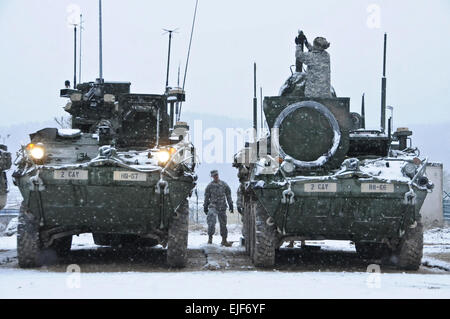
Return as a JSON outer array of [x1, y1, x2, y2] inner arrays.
[[16, 166, 194, 236], [254, 178, 427, 242]]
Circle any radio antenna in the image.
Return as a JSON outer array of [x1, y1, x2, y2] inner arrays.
[[163, 28, 179, 91], [380, 33, 387, 133], [79, 14, 84, 84], [99, 0, 103, 82], [178, 0, 199, 122]]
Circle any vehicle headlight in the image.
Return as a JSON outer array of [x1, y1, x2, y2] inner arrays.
[[401, 162, 417, 178], [156, 148, 176, 166], [281, 161, 295, 174], [27, 143, 46, 161]]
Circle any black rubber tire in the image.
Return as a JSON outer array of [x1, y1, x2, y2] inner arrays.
[[252, 200, 277, 268], [392, 222, 423, 270], [243, 202, 251, 256], [355, 242, 387, 260], [17, 202, 42, 268], [248, 202, 256, 259], [50, 236, 73, 257], [167, 200, 189, 268]]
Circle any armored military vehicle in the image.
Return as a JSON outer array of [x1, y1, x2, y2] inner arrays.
[[234, 33, 433, 270], [13, 81, 196, 268], [0, 145, 12, 210], [13, 2, 196, 268]]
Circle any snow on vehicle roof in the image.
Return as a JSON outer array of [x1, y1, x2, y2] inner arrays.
[[57, 129, 81, 138]]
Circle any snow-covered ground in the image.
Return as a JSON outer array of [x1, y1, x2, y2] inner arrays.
[[0, 224, 450, 299]]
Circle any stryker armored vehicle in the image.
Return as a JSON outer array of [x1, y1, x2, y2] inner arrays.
[[13, 2, 196, 268], [234, 33, 433, 270], [0, 145, 12, 210]]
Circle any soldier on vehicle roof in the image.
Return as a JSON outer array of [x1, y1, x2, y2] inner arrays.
[[295, 31, 332, 98]]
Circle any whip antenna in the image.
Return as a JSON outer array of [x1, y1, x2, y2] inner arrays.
[[178, 0, 199, 122], [79, 14, 84, 84], [99, 0, 103, 81]]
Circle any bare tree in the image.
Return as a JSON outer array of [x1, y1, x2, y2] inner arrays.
[[54, 116, 71, 129]]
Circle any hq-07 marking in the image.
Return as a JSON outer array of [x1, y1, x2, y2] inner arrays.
[[113, 171, 147, 182]]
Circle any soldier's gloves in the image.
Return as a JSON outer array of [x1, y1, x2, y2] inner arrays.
[[237, 207, 243, 214], [204, 207, 208, 215], [229, 206, 234, 214], [296, 31, 307, 45]]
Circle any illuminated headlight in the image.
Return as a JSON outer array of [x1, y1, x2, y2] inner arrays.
[[26, 143, 46, 161], [70, 93, 82, 102], [104, 94, 116, 103], [156, 150, 171, 165], [401, 162, 417, 178], [281, 161, 295, 174], [155, 148, 176, 166]]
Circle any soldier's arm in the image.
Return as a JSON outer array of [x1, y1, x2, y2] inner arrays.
[[204, 185, 211, 210], [296, 49, 313, 65], [237, 185, 244, 214], [305, 40, 313, 51], [225, 183, 233, 209]]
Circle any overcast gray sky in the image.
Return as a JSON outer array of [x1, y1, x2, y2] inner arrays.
[[1, 0, 449, 129]]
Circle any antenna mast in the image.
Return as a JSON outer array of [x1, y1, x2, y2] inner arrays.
[[163, 28, 179, 91], [79, 14, 84, 84], [73, 24, 78, 89], [178, 0, 199, 122], [380, 33, 387, 133], [99, 0, 103, 82]]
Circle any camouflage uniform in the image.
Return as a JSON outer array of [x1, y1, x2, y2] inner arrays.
[[204, 180, 233, 237], [295, 40, 332, 98], [237, 183, 245, 215], [0, 147, 11, 210]]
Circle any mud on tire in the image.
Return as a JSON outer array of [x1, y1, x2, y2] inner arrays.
[[17, 202, 42, 268], [392, 222, 423, 270], [252, 200, 277, 268], [167, 200, 189, 268]]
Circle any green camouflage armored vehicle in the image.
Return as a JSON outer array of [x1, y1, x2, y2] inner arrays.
[[0, 145, 12, 210], [13, 1, 197, 269], [234, 33, 433, 270], [13, 79, 196, 268]]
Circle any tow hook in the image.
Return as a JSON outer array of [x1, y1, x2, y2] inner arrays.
[[29, 172, 45, 191], [155, 179, 169, 195], [281, 188, 295, 204], [409, 221, 417, 229], [403, 186, 416, 205]]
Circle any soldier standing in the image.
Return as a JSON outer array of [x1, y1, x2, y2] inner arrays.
[[204, 170, 234, 246], [295, 32, 332, 98]]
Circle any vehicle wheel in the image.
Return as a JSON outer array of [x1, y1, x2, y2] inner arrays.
[[252, 200, 277, 268], [50, 236, 73, 257], [167, 200, 189, 268], [355, 242, 387, 260], [248, 202, 256, 259], [242, 203, 251, 255], [391, 222, 423, 270], [17, 202, 42, 268]]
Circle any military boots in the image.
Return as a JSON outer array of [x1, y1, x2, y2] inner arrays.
[[221, 236, 232, 247]]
